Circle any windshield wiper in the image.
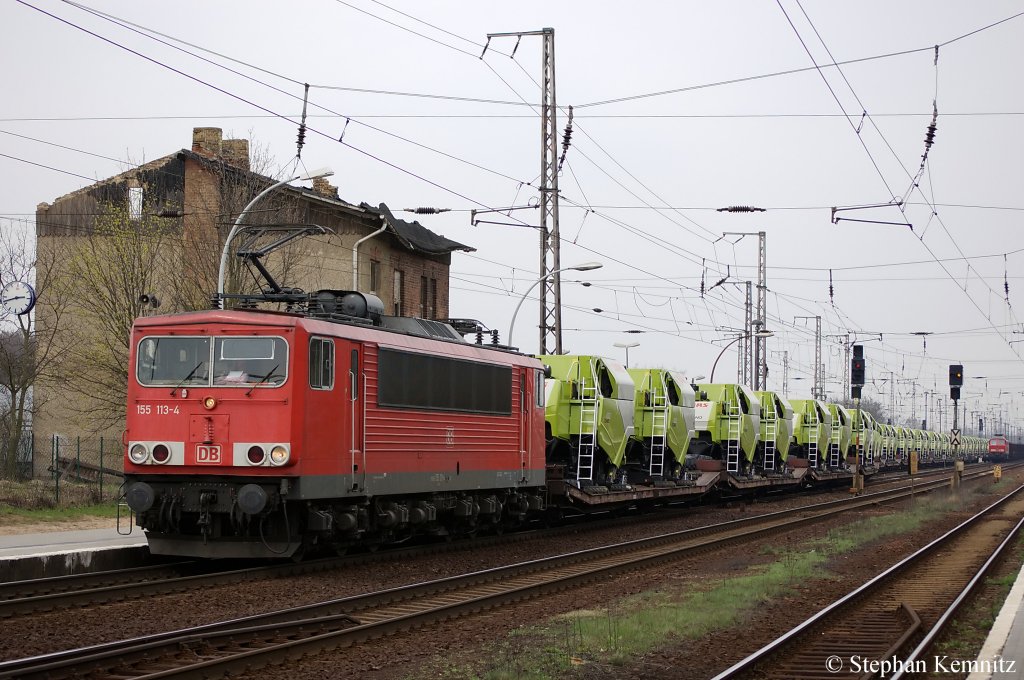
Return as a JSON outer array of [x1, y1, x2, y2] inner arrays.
[[246, 364, 280, 397], [170, 361, 205, 396]]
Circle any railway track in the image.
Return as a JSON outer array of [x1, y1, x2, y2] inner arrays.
[[0, 466, 1001, 679], [0, 464, 983, 619], [712, 482, 1024, 679]]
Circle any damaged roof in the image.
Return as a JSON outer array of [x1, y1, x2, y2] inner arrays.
[[361, 202, 475, 255]]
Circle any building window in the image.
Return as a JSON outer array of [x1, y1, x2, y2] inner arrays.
[[128, 186, 143, 221], [420, 275, 428, 317], [309, 337, 334, 390], [369, 260, 381, 294], [393, 269, 405, 316], [429, 277, 437, 319]]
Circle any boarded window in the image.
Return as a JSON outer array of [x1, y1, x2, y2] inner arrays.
[[393, 269, 405, 316], [377, 348, 511, 415], [369, 260, 381, 294], [420, 275, 428, 317], [429, 277, 437, 319]]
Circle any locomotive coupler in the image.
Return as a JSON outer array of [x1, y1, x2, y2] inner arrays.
[[197, 492, 217, 543]]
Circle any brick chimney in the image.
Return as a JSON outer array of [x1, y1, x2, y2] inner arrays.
[[192, 127, 223, 157], [221, 138, 250, 171], [311, 177, 339, 199]]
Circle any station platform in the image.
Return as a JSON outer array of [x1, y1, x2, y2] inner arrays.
[[0, 525, 150, 581], [968, 560, 1024, 679]]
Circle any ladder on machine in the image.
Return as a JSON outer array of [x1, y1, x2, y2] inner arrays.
[[725, 402, 742, 474], [763, 414, 776, 472], [830, 421, 842, 468], [807, 417, 819, 469], [647, 374, 669, 478], [574, 362, 599, 484]]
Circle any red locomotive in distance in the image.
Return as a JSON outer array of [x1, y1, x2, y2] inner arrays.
[[989, 435, 1009, 457], [123, 291, 547, 558]]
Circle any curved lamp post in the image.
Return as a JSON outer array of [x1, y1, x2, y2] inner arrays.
[[508, 262, 602, 351], [709, 329, 774, 383], [613, 341, 640, 367], [217, 166, 334, 305]]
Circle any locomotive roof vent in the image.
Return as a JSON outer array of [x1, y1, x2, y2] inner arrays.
[[309, 290, 384, 325], [379, 316, 465, 342]]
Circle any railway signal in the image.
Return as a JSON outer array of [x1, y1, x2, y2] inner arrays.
[[850, 344, 865, 398], [948, 364, 963, 451]]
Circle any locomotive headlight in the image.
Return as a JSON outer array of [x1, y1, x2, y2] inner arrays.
[[129, 443, 149, 464], [203, 396, 217, 410], [270, 445, 290, 466]]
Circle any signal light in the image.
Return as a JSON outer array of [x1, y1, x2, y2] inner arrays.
[[949, 364, 963, 386], [950, 386, 961, 401], [247, 445, 266, 465], [151, 443, 170, 464], [851, 357, 865, 385]]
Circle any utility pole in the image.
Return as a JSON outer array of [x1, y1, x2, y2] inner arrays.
[[826, 332, 851, 399], [755, 231, 766, 390], [724, 231, 767, 389], [779, 350, 789, 397], [889, 371, 896, 424], [740, 281, 753, 387], [769, 350, 788, 396], [795, 315, 822, 400], [486, 28, 562, 354]]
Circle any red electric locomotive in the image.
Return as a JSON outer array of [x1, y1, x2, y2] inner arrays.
[[123, 291, 547, 558]]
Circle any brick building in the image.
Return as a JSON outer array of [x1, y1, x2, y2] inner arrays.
[[32, 127, 472, 460]]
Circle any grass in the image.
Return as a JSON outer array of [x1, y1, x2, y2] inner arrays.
[[417, 493, 961, 680], [0, 478, 115, 510], [930, 532, 1024, 659], [0, 499, 119, 522]]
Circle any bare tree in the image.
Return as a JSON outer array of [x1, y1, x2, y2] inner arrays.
[[0, 225, 77, 479], [170, 140, 309, 311], [841, 396, 889, 424], [60, 204, 173, 430]]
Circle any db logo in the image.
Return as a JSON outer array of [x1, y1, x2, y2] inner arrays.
[[196, 445, 222, 464]]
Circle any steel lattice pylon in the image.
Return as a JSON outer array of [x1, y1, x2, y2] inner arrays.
[[537, 28, 562, 354]]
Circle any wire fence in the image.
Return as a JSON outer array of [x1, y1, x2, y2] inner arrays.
[[0, 430, 123, 507]]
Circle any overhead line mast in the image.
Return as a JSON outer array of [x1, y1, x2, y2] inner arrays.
[[486, 28, 562, 354]]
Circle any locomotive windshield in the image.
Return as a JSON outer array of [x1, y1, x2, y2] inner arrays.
[[136, 335, 288, 387]]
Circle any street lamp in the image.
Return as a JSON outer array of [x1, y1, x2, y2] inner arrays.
[[508, 262, 603, 351], [217, 166, 334, 305], [709, 330, 774, 383], [613, 341, 640, 367]]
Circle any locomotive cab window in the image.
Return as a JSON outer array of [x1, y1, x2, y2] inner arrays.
[[137, 335, 288, 388], [213, 337, 288, 387], [309, 337, 334, 390], [137, 336, 210, 386]]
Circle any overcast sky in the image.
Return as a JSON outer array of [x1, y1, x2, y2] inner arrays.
[[3, 0, 1023, 433]]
